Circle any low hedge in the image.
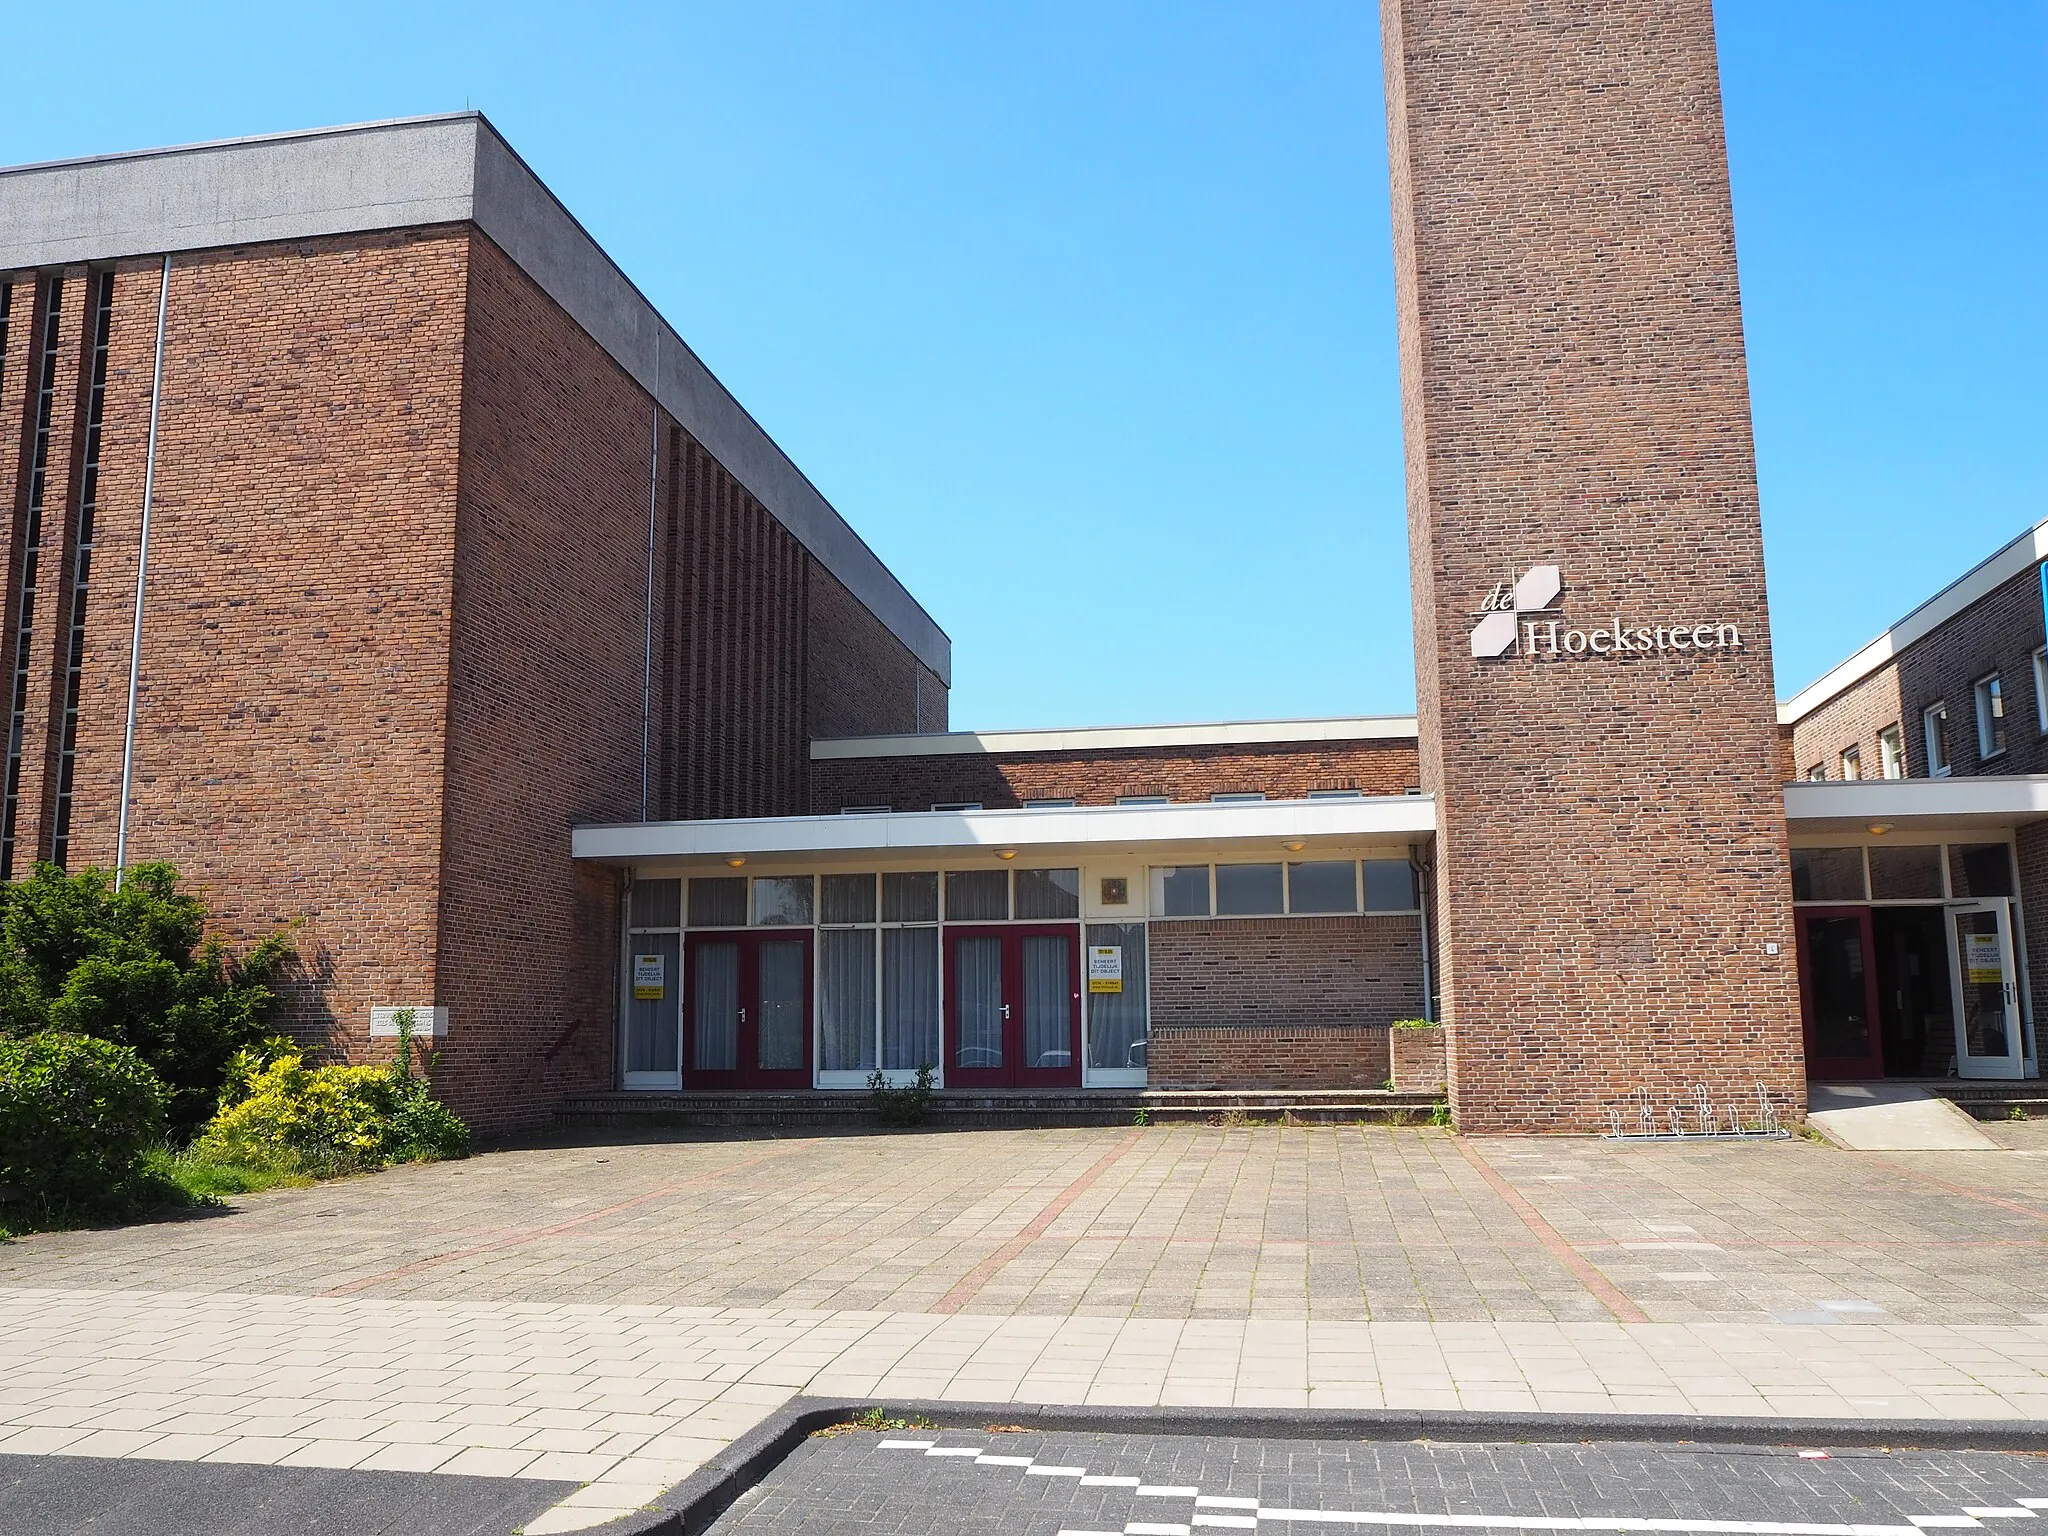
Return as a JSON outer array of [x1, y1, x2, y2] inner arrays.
[[196, 1046, 467, 1179], [0, 1031, 167, 1222]]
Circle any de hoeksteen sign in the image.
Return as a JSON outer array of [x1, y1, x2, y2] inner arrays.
[[1470, 564, 1744, 660]]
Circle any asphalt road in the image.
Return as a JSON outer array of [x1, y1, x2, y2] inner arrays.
[[708, 1429, 2048, 1536], [0, 1454, 574, 1535]]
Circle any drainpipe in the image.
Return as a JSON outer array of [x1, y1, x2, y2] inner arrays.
[[1409, 840, 1435, 1021], [114, 254, 171, 891]]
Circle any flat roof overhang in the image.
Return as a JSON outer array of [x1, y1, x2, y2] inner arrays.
[[1785, 775, 2048, 835], [571, 794, 1438, 870]]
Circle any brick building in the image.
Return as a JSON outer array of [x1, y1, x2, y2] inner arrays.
[[5, 17, 2041, 1137]]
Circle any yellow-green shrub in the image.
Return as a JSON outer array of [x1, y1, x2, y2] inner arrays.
[[194, 1047, 466, 1178]]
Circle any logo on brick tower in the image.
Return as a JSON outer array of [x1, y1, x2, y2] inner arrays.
[[1469, 565, 1561, 657], [1469, 564, 1745, 661]]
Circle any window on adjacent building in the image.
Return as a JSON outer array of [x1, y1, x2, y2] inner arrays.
[[1975, 674, 2007, 761], [931, 801, 982, 812], [1308, 788, 1363, 799], [1023, 797, 1075, 809], [840, 804, 890, 815], [2036, 648, 2048, 734], [1924, 702, 1951, 777], [1839, 746, 1860, 781], [1116, 794, 1169, 806], [1211, 791, 1265, 803], [1806, 763, 1826, 781], [1879, 725, 1905, 779]]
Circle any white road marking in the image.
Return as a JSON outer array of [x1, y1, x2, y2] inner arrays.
[[1964, 1514, 2038, 1521], [925, 1446, 983, 1457], [1195, 1518, 1259, 1530], [1127, 1525, 1192, 1536], [1086, 1476, 1143, 1488], [1255, 1514, 1925, 1535], [978, 1454, 1034, 1466], [1199, 1498, 1262, 1509], [1911, 1520, 1986, 1529], [1137, 1486, 1200, 1497]]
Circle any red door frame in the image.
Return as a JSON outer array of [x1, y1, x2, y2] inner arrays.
[[682, 930, 814, 1089], [944, 924, 1083, 1088], [1795, 904, 1886, 1079]]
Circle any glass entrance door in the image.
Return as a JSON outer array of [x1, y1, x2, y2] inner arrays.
[[684, 931, 813, 1088], [944, 925, 1082, 1088], [1796, 905, 1885, 1078], [1948, 898, 2024, 1080]]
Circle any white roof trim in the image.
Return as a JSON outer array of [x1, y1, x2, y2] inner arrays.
[[572, 794, 1437, 862], [811, 716, 1420, 760], [0, 114, 950, 683], [1779, 518, 2048, 726], [1785, 775, 2048, 826]]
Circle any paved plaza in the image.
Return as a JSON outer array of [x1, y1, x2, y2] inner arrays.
[[8, 1122, 2048, 1530]]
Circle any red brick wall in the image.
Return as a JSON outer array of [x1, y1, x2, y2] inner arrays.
[[53, 236, 468, 1050], [808, 563, 946, 742], [811, 738, 1420, 812], [1384, 0, 1804, 1130], [1149, 1027, 1392, 1090], [1790, 564, 2048, 781], [1149, 916, 1424, 1028]]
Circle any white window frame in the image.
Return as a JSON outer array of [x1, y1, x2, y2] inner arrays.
[[1806, 763, 1826, 781], [1924, 702, 1952, 777], [2035, 647, 2048, 734], [1879, 724, 1905, 780], [1838, 746, 1860, 781], [1974, 672, 2007, 762]]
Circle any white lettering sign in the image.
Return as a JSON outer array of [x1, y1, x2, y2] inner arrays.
[[1469, 563, 1744, 661]]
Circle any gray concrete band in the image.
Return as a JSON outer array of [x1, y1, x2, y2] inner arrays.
[[0, 114, 951, 683]]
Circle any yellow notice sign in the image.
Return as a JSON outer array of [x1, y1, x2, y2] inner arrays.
[[632, 953, 666, 1001], [1087, 945, 1123, 994], [1964, 932, 2004, 985]]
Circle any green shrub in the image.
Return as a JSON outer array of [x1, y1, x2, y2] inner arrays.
[[0, 1032, 168, 1222], [867, 1064, 935, 1127], [0, 863, 294, 1135], [195, 1014, 466, 1178], [1391, 1018, 1439, 1029]]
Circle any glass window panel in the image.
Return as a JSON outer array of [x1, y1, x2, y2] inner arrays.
[[952, 934, 1004, 1069], [687, 876, 746, 928], [819, 929, 877, 1071], [1867, 844, 1944, 901], [1977, 675, 2007, 758], [1790, 847, 1867, 902], [1952, 843, 2016, 899], [1215, 863, 1284, 916], [945, 869, 1009, 922], [1085, 922, 1148, 1071], [756, 938, 807, 1070], [1022, 933, 1074, 1068], [752, 875, 813, 927], [624, 931, 680, 1074], [1803, 913, 1872, 1061], [881, 926, 940, 1068], [1363, 860, 1419, 912], [1151, 865, 1211, 917], [690, 940, 740, 1071], [820, 872, 877, 926], [1014, 867, 1081, 919], [883, 871, 939, 924], [630, 878, 681, 929], [1288, 861, 1358, 914]]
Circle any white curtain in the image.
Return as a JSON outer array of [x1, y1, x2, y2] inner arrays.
[[626, 931, 680, 1074], [1021, 933, 1072, 1068], [691, 941, 740, 1072], [820, 929, 877, 1071], [882, 927, 940, 1070], [1086, 923, 1148, 1070], [756, 938, 806, 1070], [951, 934, 1004, 1068]]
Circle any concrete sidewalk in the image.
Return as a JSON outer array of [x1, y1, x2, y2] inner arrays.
[[6, 1123, 2048, 1530]]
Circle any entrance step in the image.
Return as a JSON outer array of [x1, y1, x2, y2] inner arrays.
[[1925, 1081, 2048, 1123], [555, 1087, 1444, 1131], [1807, 1082, 2002, 1150]]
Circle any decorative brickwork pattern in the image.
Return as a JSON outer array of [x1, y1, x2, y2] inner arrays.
[[810, 739, 1420, 812], [1149, 1025, 1391, 1090], [1383, 0, 1803, 1129]]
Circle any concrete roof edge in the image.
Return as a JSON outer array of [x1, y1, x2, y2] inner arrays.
[[810, 716, 1423, 760], [1779, 517, 2048, 726], [0, 113, 951, 683]]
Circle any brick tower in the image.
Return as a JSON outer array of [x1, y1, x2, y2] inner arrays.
[[1381, 1, 1805, 1129]]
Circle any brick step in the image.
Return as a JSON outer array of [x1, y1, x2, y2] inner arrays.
[[554, 1087, 1445, 1131]]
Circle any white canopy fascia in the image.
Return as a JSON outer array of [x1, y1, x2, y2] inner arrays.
[[572, 794, 1437, 867], [1785, 774, 2048, 834]]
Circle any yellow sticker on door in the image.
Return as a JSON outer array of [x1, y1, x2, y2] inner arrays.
[[1965, 932, 2003, 985], [633, 953, 666, 1000]]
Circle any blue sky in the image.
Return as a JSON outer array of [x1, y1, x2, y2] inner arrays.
[[3, 2, 2040, 729]]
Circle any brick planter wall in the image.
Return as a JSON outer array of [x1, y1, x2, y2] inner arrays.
[[1150, 1025, 1391, 1090], [1390, 1026, 1446, 1093]]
